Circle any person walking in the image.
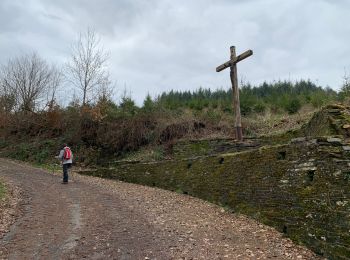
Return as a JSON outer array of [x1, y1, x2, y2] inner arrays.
[[57, 144, 73, 184]]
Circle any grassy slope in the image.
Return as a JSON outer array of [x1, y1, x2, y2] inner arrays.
[[0, 104, 320, 166]]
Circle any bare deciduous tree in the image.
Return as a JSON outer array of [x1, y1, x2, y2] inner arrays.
[[0, 52, 61, 112], [66, 29, 110, 106], [0, 74, 17, 113], [45, 66, 62, 110]]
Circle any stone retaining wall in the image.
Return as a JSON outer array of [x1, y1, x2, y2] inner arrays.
[[80, 137, 350, 259]]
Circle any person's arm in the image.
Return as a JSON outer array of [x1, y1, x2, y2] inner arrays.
[[57, 150, 64, 161]]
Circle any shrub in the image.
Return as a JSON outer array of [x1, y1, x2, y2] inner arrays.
[[253, 102, 266, 113], [285, 98, 301, 114]]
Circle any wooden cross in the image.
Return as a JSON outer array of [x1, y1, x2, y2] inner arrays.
[[216, 46, 253, 141]]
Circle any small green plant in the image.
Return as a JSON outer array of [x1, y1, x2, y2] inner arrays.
[[175, 187, 184, 194], [0, 182, 6, 200], [8, 143, 31, 161], [253, 102, 266, 113], [152, 147, 165, 161], [285, 98, 301, 114], [0, 140, 9, 149], [205, 109, 222, 124], [222, 205, 235, 213], [33, 148, 50, 164]]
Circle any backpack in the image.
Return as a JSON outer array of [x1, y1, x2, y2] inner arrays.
[[63, 147, 72, 160]]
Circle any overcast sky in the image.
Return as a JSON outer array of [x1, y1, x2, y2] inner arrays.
[[1, 0, 350, 104]]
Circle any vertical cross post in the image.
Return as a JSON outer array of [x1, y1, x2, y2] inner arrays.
[[230, 46, 243, 141], [216, 46, 252, 142]]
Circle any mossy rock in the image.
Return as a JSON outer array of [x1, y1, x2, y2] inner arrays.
[[300, 104, 350, 138]]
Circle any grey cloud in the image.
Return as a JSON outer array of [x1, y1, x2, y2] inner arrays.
[[0, 0, 350, 104]]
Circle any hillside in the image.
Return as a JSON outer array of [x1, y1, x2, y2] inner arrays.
[[1, 97, 350, 258], [77, 104, 350, 259]]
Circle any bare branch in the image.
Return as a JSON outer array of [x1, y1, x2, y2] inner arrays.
[[0, 52, 61, 112], [65, 28, 111, 105]]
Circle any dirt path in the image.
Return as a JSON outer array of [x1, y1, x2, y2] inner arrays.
[[0, 158, 320, 260]]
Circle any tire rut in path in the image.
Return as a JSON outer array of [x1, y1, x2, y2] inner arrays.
[[0, 158, 320, 259]]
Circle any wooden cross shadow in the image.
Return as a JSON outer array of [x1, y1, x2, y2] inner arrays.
[[216, 46, 253, 141]]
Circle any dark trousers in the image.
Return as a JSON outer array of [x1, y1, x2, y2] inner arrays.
[[63, 163, 72, 182]]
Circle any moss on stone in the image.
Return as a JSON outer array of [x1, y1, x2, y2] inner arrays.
[[79, 140, 350, 259]]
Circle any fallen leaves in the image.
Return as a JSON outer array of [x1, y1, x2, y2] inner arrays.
[[0, 179, 22, 240]]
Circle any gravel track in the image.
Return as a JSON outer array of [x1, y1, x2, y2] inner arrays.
[[0, 158, 320, 259]]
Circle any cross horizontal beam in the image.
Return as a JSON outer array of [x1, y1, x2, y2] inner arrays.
[[216, 49, 253, 72]]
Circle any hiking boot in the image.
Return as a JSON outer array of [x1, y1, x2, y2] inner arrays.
[[61, 181, 68, 184]]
